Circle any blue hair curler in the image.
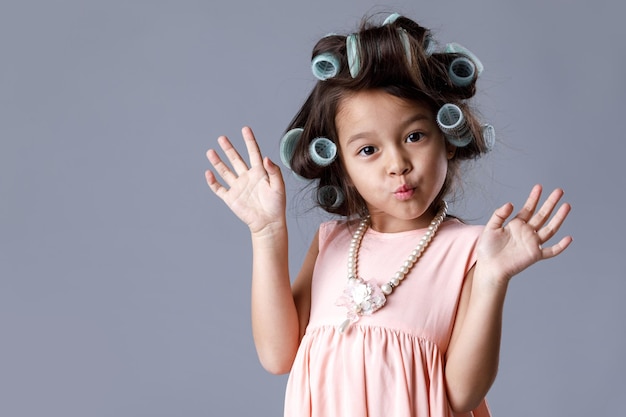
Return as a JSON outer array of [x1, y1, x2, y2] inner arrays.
[[382, 15, 412, 64], [482, 124, 496, 151], [448, 57, 476, 87], [311, 52, 341, 81], [445, 42, 484, 76], [383, 12, 401, 25], [384, 13, 434, 58], [397, 28, 412, 64], [309, 137, 337, 166], [436, 104, 473, 147], [317, 185, 345, 209], [346, 34, 360, 78], [280, 128, 303, 169], [423, 34, 436, 56]]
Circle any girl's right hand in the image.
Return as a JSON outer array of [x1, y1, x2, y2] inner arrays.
[[205, 126, 286, 235]]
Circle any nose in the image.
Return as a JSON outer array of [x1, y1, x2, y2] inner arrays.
[[386, 147, 412, 176]]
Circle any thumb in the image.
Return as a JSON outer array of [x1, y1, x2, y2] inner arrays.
[[264, 157, 284, 186]]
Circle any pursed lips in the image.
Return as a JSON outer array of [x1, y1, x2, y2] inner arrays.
[[395, 184, 411, 193], [394, 184, 415, 200]]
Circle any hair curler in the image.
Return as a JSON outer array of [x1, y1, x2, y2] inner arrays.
[[317, 185, 345, 209], [482, 124, 496, 151], [382, 15, 412, 64], [397, 28, 412, 64], [448, 57, 476, 87], [383, 12, 401, 25], [445, 42, 484, 76], [309, 137, 337, 166], [384, 13, 435, 58], [311, 52, 341, 81], [436, 104, 473, 147], [346, 34, 360, 78], [280, 128, 303, 169], [423, 34, 436, 56]]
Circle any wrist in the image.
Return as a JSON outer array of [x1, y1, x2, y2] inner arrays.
[[251, 220, 288, 241], [472, 262, 511, 292]]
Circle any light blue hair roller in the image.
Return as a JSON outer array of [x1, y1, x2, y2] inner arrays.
[[346, 34, 360, 78], [448, 57, 476, 87], [383, 13, 401, 25], [317, 185, 345, 209], [384, 13, 435, 58], [311, 52, 341, 81], [436, 103, 473, 147], [397, 28, 412, 64], [445, 42, 484, 76], [279, 128, 303, 169], [423, 34, 436, 56], [382, 15, 412, 64], [309, 137, 337, 166], [482, 124, 496, 151]]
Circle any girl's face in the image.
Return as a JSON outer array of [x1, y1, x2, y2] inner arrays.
[[336, 89, 455, 233]]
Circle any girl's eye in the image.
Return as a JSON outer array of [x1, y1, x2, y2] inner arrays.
[[358, 146, 376, 156], [406, 132, 425, 143]]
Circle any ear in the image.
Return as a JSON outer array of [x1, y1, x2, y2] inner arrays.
[[445, 142, 457, 160]]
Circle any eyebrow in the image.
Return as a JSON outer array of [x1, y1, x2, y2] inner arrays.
[[345, 113, 432, 146]]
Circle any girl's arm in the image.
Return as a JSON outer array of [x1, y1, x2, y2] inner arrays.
[[205, 126, 314, 374], [444, 185, 572, 413], [250, 226, 318, 374]]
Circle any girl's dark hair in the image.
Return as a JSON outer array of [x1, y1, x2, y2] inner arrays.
[[284, 15, 490, 218]]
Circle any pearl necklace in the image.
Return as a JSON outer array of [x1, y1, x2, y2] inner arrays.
[[336, 202, 448, 333]]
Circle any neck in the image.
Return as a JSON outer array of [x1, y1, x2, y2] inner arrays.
[[367, 208, 441, 233]]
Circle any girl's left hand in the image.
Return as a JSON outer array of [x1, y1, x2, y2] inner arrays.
[[476, 185, 572, 285]]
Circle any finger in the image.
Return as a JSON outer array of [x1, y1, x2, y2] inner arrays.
[[513, 184, 542, 223], [217, 135, 251, 176], [204, 169, 227, 199], [206, 148, 237, 186], [485, 202, 514, 231], [528, 188, 565, 230], [541, 235, 573, 259], [537, 202, 571, 242], [242, 126, 265, 168]]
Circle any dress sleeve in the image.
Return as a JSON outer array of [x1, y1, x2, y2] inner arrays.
[[317, 220, 342, 251], [464, 227, 483, 276]]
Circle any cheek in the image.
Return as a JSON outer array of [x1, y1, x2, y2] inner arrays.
[[343, 164, 376, 198], [429, 154, 450, 186]]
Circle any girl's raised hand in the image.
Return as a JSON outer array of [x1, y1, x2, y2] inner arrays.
[[476, 185, 572, 285], [205, 126, 286, 235]]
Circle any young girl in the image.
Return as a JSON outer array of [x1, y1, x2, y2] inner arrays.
[[205, 14, 571, 417]]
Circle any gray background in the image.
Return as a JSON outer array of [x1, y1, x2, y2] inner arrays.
[[1, 0, 623, 416]]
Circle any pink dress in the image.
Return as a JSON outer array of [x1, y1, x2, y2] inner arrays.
[[284, 218, 492, 417]]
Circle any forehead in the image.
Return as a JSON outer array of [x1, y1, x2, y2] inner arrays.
[[335, 90, 435, 137]]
